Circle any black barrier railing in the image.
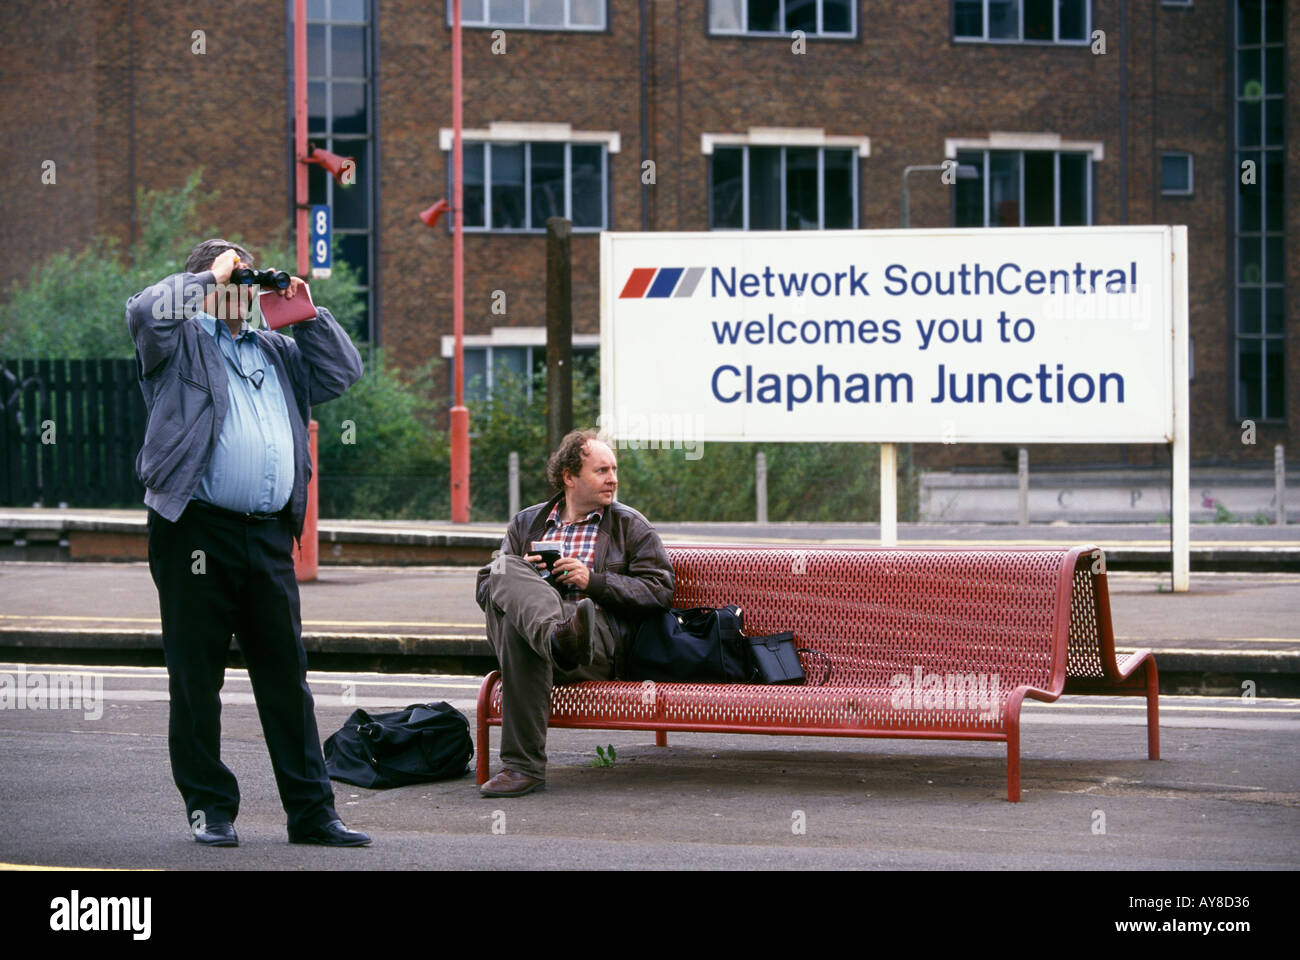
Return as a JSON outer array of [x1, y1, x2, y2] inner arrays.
[[0, 358, 146, 507]]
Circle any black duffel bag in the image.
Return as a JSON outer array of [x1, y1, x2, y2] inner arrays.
[[324, 701, 473, 788], [630, 605, 755, 683]]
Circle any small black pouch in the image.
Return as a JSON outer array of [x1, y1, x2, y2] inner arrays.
[[745, 631, 806, 685]]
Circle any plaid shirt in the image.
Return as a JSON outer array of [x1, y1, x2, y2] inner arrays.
[[541, 500, 604, 599]]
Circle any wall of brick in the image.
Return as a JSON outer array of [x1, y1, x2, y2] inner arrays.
[[2, 0, 1293, 471]]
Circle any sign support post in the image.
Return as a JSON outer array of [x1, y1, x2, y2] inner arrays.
[[1171, 226, 1190, 592], [880, 442, 898, 546]]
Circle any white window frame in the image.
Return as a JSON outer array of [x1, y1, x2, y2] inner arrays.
[[1160, 152, 1194, 196], [447, 0, 607, 31], [953, 148, 1094, 228], [709, 0, 856, 38], [441, 124, 618, 233], [442, 329, 600, 400], [953, 0, 1092, 45], [703, 128, 868, 231]]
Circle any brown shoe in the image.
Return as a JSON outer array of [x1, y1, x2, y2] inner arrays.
[[551, 597, 596, 669], [480, 769, 546, 798]]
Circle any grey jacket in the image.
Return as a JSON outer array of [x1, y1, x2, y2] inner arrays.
[[125, 269, 363, 536], [476, 491, 675, 674]]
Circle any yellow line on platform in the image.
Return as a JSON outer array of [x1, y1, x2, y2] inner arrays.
[[1027, 702, 1300, 714], [0, 614, 482, 629], [0, 862, 156, 871], [1116, 647, 1300, 655], [1117, 637, 1300, 644]]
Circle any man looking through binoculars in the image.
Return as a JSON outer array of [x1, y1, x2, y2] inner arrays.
[[125, 238, 369, 848]]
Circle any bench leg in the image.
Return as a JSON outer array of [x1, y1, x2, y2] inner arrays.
[[1006, 716, 1021, 803], [1145, 659, 1161, 761], [476, 671, 498, 786], [476, 713, 490, 785], [655, 731, 667, 747]]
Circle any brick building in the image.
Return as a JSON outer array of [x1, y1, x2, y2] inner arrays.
[[1, 0, 1293, 471]]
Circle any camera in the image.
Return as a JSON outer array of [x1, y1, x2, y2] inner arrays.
[[231, 264, 291, 289], [531, 541, 564, 588]]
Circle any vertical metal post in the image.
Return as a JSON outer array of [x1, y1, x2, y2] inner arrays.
[[880, 443, 898, 546], [449, 0, 470, 522], [1018, 447, 1029, 526], [508, 451, 520, 519], [293, 420, 318, 581], [294, 0, 308, 277], [1276, 444, 1287, 525], [546, 217, 574, 454], [291, 2, 317, 580], [755, 451, 768, 524], [1170, 227, 1190, 591]]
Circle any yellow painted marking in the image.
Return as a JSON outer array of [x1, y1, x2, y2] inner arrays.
[[1115, 647, 1299, 655], [1026, 702, 1300, 714], [0, 862, 156, 871], [0, 626, 486, 641], [1116, 637, 1300, 644], [0, 614, 482, 629], [0, 666, 482, 689]]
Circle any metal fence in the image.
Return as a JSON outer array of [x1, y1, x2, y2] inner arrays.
[[0, 358, 146, 506]]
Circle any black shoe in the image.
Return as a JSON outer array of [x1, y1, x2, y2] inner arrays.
[[193, 822, 238, 847], [551, 597, 596, 669], [288, 819, 372, 847]]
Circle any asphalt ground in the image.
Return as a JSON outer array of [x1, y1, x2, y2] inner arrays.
[[0, 662, 1297, 871]]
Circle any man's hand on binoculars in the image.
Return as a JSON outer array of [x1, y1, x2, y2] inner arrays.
[[274, 276, 307, 299], [209, 249, 239, 285]]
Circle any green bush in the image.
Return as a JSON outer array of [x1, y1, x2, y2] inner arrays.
[[0, 169, 366, 358], [313, 353, 449, 520], [1, 171, 920, 523], [466, 352, 918, 523]]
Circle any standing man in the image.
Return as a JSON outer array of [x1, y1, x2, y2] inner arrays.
[[475, 429, 674, 797], [126, 238, 370, 847]]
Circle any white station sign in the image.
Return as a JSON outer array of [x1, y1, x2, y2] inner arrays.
[[600, 226, 1186, 445]]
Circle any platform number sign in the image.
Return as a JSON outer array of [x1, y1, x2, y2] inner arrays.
[[310, 205, 332, 279]]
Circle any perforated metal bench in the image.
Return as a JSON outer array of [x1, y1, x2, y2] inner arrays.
[[475, 544, 1160, 801]]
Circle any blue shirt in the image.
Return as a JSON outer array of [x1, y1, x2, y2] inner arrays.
[[193, 312, 295, 514]]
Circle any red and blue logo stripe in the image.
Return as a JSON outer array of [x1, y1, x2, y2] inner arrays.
[[619, 267, 706, 299]]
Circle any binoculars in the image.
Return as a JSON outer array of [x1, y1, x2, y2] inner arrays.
[[231, 262, 291, 290]]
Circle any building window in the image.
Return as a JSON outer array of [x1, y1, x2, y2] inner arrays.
[[709, 0, 855, 37], [954, 150, 1091, 227], [448, 0, 606, 30], [1161, 153, 1193, 195], [710, 146, 857, 230], [303, 0, 376, 345], [443, 335, 599, 403], [450, 142, 607, 232], [1234, 0, 1285, 422], [953, 0, 1090, 43]]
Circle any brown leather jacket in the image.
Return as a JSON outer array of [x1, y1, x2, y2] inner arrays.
[[475, 491, 674, 674]]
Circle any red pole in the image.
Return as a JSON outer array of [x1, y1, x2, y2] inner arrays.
[[293, 420, 319, 581], [291, 0, 318, 579], [294, 0, 308, 277], [449, 0, 470, 522]]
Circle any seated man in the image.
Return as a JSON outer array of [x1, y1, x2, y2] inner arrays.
[[475, 429, 674, 797]]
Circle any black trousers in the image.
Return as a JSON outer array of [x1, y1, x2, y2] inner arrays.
[[147, 503, 337, 833]]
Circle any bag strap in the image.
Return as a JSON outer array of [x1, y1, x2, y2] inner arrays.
[[796, 647, 832, 686]]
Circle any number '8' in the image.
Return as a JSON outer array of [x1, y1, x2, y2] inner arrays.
[[315, 211, 327, 233]]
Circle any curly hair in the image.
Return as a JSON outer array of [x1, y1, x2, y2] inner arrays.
[[545, 429, 602, 491]]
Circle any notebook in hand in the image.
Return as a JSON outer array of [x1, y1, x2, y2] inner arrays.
[[258, 283, 318, 329]]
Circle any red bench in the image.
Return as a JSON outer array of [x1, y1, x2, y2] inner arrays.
[[475, 544, 1160, 801]]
